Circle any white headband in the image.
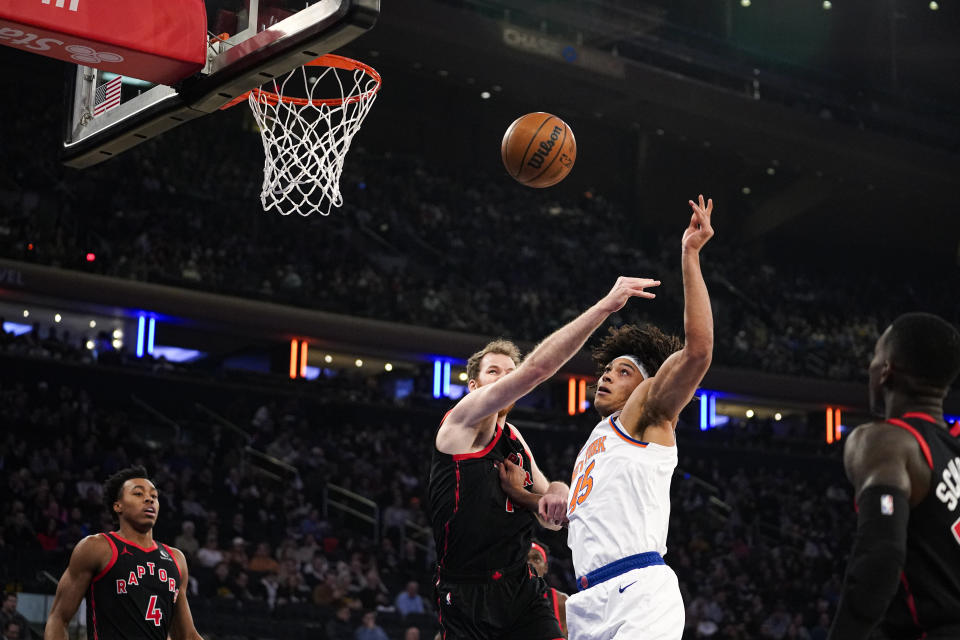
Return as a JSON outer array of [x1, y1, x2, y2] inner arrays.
[[613, 355, 651, 379]]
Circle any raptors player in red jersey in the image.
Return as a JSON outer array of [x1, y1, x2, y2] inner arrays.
[[44, 466, 204, 640], [528, 542, 568, 638]]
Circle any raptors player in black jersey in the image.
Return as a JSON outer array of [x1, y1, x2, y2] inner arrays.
[[44, 466, 203, 640], [829, 313, 960, 640], [528, 542, 568, 638], [429, 276, 661, 640]]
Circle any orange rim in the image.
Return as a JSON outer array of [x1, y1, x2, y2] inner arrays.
[[220, 54, 381, 110]]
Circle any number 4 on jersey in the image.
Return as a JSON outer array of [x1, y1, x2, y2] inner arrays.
[[145, 595, 163, 626]]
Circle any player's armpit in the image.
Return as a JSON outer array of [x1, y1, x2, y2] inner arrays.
[[44, 535, 110, 640], [621, 349, 710, 437]]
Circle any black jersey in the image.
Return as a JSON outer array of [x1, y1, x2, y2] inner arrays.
[[882, 412, 960, 638], [86, 532, 181, 640], [429, 415, 537, 576]]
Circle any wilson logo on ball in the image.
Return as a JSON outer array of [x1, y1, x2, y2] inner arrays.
[[501, 112, 577, 188], [526, 125, 563, 169]]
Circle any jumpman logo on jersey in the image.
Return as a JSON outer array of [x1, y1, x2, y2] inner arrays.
[[120, 546, 133, 556]]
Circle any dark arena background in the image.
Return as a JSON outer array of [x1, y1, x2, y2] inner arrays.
[[1, 0, 960, 639]]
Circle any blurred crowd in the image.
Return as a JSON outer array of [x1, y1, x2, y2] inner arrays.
[[3, 95, 958, 385], [0, 347, 857, 640]]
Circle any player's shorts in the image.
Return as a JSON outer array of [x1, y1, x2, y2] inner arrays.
[[435, 561, 564, 640], [566, 554, 684, 640]]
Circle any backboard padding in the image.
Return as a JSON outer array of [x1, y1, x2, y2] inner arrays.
[[63, 0, 378, 168]]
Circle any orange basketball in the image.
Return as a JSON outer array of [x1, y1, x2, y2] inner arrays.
[[501, 112, 577, 188]]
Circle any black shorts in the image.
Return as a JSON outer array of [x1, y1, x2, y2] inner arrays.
[[435, 564, 563, 640]]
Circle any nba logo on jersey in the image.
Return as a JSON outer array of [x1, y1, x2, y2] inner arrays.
[[881, 494, 895, 515]]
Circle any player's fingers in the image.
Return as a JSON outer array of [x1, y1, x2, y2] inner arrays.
[[623, 278, 660, 289], [551, 502, 566, 520]]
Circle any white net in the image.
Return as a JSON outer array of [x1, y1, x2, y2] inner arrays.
[[246, 55, 381, 217]]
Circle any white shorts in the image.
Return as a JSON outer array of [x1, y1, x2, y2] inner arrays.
[[565, 564, 684, 640]]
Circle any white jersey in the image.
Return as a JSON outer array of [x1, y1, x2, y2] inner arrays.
[[566, 411, 678, 577]]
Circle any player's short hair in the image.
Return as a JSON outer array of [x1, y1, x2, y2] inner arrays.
[[466, 339, 522, 382], [887, 313, 960, 388], [591, 324, 683, 376], [103, 465, 151, 522]]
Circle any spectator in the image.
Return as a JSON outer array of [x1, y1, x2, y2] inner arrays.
[[0, 596, 27, 639], [248, 542, 280, 573], [196, 534, 225, 569], [227, 537, 249, 570], [174, 521, 200, 560], [354, 611, 389, 640], [205, 562, 234, 599], [394, 581, 426, 617], [403, 628, 421, 640], [36, 517, 60, 551], [1, 621, 20, 640], [230, 572, 256, 601], [358, 568, 389, 610], [325, 604, 354, 640], [260, 572, 280, 611]]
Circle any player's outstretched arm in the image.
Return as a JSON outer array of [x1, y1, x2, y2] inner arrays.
[[445, 276, 661, 430], [623, 196, 714, 434], [169, 547, 204, 640], [44, 535, 109, 640], [827, 423, 917, 640]]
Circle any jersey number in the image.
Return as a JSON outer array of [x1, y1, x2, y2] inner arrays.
[[145, 595, 163, 627], [568, 460, 596, 515]]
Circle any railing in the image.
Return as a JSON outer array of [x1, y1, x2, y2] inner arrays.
[[324, 483, 380, 543], [130, 394, 182, 441], [402, 518, 433, 554]]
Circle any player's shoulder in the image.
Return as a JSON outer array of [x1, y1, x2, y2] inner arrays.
[[163, 544, 188, 565], [847, 419, 927, 449], [70, 533, 113, 569], [844, 420, 931, 473]]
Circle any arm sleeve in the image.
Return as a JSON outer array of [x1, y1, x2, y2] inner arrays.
[[827, 485, 909, 640]]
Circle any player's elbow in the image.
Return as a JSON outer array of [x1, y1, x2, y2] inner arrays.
[[681, 347, 712, 370]]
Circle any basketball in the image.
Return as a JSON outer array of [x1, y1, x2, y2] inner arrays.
[[501, 112, 577, 188]]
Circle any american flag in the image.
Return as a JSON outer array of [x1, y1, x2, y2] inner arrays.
[[93, 75, 122, 115]]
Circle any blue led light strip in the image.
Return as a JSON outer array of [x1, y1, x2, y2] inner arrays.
[[136, 316, 145, 358], [433, 360, 442, 398], [147, 317, 156, 355]]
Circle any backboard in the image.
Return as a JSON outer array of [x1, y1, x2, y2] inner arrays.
[[62, 0, 379, 168]]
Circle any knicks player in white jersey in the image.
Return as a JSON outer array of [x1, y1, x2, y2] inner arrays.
[[566, 195, 714, 640]]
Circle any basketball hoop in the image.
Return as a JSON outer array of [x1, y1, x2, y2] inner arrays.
[[222, 54, 381, 217]]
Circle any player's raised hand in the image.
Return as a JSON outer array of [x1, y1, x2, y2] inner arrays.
[[596, 276, 661, 314], [682, 194, 715, 252]]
